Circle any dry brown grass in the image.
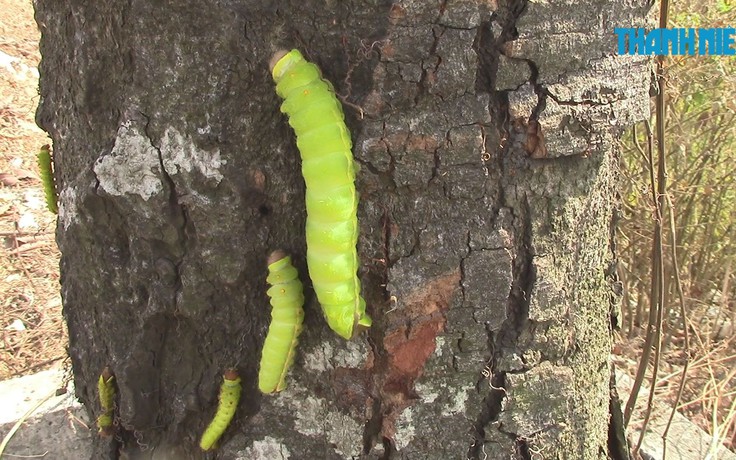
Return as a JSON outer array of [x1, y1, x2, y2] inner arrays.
[[0, 0, 66, 380], [615, 331, 736, 452]]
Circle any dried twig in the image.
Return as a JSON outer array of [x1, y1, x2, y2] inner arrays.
[[7, 240, 52, 255]]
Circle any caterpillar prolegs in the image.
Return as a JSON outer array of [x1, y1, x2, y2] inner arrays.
[[199, 369, 241, 451], [269, 49, 372, 340], [258, 250, 304, 394]]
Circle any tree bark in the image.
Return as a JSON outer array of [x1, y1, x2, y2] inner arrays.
[[35, 0, 651, 458]]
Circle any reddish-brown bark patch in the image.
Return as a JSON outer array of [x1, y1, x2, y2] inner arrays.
[[375, 269, 461, 440], [385, 318, 444, 377], [405, 134, 440, 153], [382, 131, 441, 154], [380, 40, 396, 59], [388, 4, 406, 24], [513, 118, 548, 159]]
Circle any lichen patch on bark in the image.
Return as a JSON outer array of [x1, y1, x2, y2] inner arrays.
[[93, 121, 163, 201], [57, 186, 79, 231], [500, 362, 574, 439], [301, 340, 369, 373], [160, 126, 226, 183], [272, 388, 363, 458], [393, 406, 415, 450], [528, 254, 568, 322], [236, 436, 291, 460]]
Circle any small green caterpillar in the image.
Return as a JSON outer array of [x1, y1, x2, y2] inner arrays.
[[96, 367, 115, 436], [199, 369, 241, 451], [36, 144, 57, 214], [258, 250, 305, 394], [270, 49, 372, 339]]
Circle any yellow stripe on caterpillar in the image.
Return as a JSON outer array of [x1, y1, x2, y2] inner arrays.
[[258, 250, 305, 394]]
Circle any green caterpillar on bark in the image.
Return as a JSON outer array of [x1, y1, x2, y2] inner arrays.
[[258, 250, 304, 394], [36, 144, 57, 214], [269, 49, 372, 340], [96, 367, 115, 436], [199, 369, 241, 451]]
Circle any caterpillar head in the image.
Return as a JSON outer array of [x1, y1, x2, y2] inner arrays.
[[223, 368, 240, 383], [101, 366, 113, 382], [267, 249, 288, 266], [269, 49, 303, 81]]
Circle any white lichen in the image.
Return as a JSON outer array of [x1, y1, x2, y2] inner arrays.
[[291, 395, 325, 437], [302, 342, 333, 372], [236, 436, 290, 460], [529, 255, 568, 322], [442, 383, 473, 417], [434, 336, 446, 357], [415, 381, 440, 404], [57, 185, 77, 230], [274, 386, 361, 458], [394, 407, 415, 450], [325, 409, 363, 458], [302, 340, 368, 372], [93, 122, 163, 200], [160, 127, 225, 182], [415, 380, 471, 417], [333, 340, 368, 368]]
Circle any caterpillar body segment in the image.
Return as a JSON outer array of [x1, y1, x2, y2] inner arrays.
[[199, 369, 241, 451], [37, 144, 57, 214], [96, 367, 115, 436], [258, 250, 304, 394], [270, 49, 372, 339]]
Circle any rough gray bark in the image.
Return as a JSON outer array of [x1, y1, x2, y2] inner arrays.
[[35, 0, 650, 458]]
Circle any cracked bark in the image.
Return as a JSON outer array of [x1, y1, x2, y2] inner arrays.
[[36, 0, 649, 458]]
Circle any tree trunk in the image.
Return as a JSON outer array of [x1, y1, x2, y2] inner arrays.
[[35, 0, 651, 458]]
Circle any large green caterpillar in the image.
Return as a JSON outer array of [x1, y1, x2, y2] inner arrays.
[[258, 250, 305, 394], [269, 49, 372, 340], [36, 144, 57, 214], [96, 367, 115, 436], [199, 369, 241, 451]]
